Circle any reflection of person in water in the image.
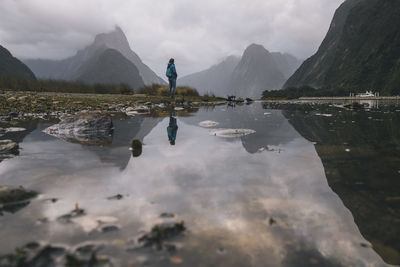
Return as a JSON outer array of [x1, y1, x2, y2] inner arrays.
[[167, 106, 178, 145]]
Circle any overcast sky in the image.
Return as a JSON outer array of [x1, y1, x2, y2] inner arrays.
[[0, 0, 344, 77]]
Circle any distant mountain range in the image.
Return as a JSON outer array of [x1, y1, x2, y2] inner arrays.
[[179, 44, 302, 98], [24, 27, 165, 90], [284, 0, 400, 95], [178, 55, 241, 96], [0, 45, 36, 80]]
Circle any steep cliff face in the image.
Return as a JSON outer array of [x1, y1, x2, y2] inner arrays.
[[0, 45, 36, 80], [284, 0, 400, 95]]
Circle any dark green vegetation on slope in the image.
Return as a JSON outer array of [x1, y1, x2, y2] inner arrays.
[[276, 103, 400, 264], [284, 0, 400, 96], [0, 45, 36, 81], [0, 74, 134, 94], [262, 86, 351, 99]]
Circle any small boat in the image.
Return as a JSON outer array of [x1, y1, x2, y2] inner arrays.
[[356, 91, 375, 97]]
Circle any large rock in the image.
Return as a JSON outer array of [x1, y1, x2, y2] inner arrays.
[[0, 139, 18, 154], [44, 112, 113, 146], [0, 185, 37, 204], [0, 139, 19, 162]]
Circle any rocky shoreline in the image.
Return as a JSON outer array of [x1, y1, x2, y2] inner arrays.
[[0, 91, 226, 123]]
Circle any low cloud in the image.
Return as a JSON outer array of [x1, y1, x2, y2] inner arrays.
[[0, 0, 344, 76]]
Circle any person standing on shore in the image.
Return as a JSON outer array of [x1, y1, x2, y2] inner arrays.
[[166, 58, 178, 98]]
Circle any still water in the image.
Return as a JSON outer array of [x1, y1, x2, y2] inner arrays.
[[0, 102, 399, 266]]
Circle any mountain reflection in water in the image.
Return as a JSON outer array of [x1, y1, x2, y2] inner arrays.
[[0, 103, 394, 266], [278, 101, 400, 265]]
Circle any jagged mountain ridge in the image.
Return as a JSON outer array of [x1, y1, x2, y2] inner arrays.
[[284, 0, 400, 95], [0, 45, 36, 80], [24, 27, 165, 87], [179, 44, 301, 98]]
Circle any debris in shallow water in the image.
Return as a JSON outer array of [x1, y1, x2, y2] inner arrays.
[[107, 194, 123, 200], [100, 225, 119, 233], [138, 221, 186, 249], [263, 112, 272, 115], [315, 113, 333, 117], [198, 120, 219, 128], [258, 146, 283, 153], [0, 127, 27, 134], [36, 217, 48, 224], [44, 198, 58, 203], [160, 213, 176, 218], [210, 129, 256, 138], [131, 139, 142, 157], [0, 185, 37, 204], [57, 208, 85, 224], [345, 149, 351, 152], [217, 247, 227, 255], [170, 256, 183, 264], [164, 243, 177, 253], [0, 140, 19, 157], [125, 111, 137, 116], [65, 214, 118, 232], [269, 217, 276, 225], [360, 242, 370, 248]]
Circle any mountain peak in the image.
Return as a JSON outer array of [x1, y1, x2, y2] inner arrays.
[[243, 44, 271, 58], [93, 26, 130, 51], [245, 43, 269, 52]]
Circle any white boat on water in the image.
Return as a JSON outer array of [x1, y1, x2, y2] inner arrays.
[[356, 91, 375, 97]]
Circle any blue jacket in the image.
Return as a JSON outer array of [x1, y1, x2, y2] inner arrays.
[[167, 116, 178, 142], [166, 63, 178, 80]]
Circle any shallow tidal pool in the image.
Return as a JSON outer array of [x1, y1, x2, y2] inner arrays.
[[0, 101, 399, 266]]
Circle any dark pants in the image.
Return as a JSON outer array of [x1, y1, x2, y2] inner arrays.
[[169, 79, 176, 98]]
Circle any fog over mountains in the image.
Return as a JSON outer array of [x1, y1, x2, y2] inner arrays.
[[179, 44, 302, 98], [24, 27, 165, 89]]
